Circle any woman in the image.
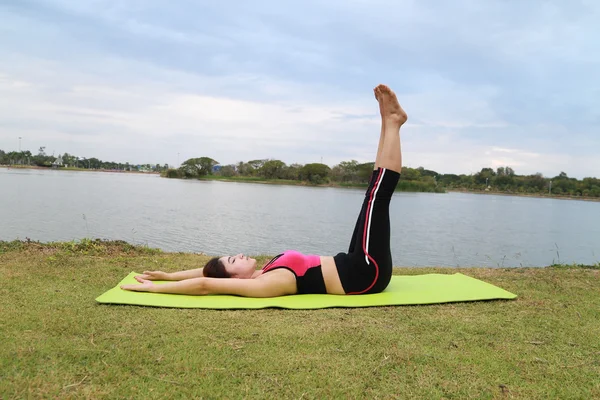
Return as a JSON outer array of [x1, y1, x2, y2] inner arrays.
[[121, 84, 407, 297]]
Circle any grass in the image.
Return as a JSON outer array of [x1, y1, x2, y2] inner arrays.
[[1, 240, 599, 399], [549, 262, 600, 270]]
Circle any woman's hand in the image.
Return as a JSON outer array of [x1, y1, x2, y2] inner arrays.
[[121, 276, 156, 292], [137, 270, 170, 281]]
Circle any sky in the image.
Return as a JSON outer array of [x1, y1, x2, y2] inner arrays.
[[0, 0, 599, 178]]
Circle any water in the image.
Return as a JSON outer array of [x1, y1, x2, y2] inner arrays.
[[1, 167, 599, 267]]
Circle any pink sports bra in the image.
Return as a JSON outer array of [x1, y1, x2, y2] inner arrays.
[[262, 250, 326, 294]]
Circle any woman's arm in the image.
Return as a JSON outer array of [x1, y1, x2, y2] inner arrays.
[[138, 268, 204, 281], [164, 268, 205, 281], [121, 271, 297, 298]]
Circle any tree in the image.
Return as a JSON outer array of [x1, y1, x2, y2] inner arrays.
[[32, 146, 52, 167], [236, 162, 252, 176], [259, 160, 287, 179], [523, 173, 546, 191], [438, 174, 461, 187], [402, 167, 422, 181], [61, 153, 78, 167], [474, 167, 496, 185], [330, 165, 345, 182], [180, 157, 219, 177], [88, 157, 101, 169], [246, 159, 268, 176], [459, 174, 474, 188], [332, 160, 360, 183], [165, 169, 181, 178], [496, 166, 515, 177], [219, 165, 236, 177], [6, 151, 18, 164], [553, 172, 577, 194], [495, 166, 515, 186], [300, 163, 331, 184], [417, 166, 439, 177], [356, 162, 375, 183], [282, 163, 302, 180], [581, 178, 600, 197]]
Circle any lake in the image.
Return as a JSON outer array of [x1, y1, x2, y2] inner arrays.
[[1, 167, 599, 267]]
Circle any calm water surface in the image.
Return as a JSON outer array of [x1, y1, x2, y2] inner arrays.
[[1, 168, 599, 267]]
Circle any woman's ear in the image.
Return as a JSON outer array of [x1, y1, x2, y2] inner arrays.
[[227, 267, 239, 278]]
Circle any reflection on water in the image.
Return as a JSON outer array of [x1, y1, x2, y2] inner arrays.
[[1, 168, 599, 267]]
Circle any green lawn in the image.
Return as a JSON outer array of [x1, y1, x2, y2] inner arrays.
[[1, 240, 599, 399]]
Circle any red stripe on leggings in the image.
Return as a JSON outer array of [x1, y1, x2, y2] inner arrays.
[[348, 168, 384, 295]]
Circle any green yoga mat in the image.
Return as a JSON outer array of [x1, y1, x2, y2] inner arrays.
[[96, 272, 517, 309]]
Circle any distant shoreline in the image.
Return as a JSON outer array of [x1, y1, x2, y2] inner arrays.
[[3, 165, 598, 202], [447, 189, 600, 203], [195, 175, 368, 189], [0, 165, 159, 175], [186, 176, 600, 202]]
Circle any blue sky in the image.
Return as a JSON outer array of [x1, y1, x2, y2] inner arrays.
[[1, 0, 598, 178]]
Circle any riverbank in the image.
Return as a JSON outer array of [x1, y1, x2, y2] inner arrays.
[[191, 174, 371, 189], [174, 175, 600, 200], [0, 165, 159, 175], [1, 240, 598, 399], [448, 188, 600, 202], [6, 165, 598, 201], [177, 175, 446, 193]]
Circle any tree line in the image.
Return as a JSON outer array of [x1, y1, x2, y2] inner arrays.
[[166, 157, 600, 198], [0, 148, 169, 172], [4, 148, 597, 198]]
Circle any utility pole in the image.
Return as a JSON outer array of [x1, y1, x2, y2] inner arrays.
[[18, 137, 21, 152], [549, 180, 552, 195]]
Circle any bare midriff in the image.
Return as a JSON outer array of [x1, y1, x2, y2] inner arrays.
[[320, 256, 345, 295]]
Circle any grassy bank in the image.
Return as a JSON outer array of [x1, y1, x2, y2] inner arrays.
[[197, 175, 306, 186], [171, 175, 600, 199], [448, 188, 600, 203], [190, 175, 445, 193], [0, 165, 158, 174], [1, 240, 599, 399]]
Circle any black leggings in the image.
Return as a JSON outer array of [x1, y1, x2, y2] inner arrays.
[[334, 167, 400, 294]]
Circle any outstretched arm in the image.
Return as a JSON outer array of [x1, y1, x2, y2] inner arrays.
[[121, 272, 296, 298], [138, 267, 204, 281]]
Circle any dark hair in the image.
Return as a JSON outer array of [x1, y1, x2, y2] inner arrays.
[[203, 257, 231, 278]]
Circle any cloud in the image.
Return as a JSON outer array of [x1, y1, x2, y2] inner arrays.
[[0, 0, 599, 178]]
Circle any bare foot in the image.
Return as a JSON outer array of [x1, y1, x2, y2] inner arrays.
[[374, 84, 407, 126], [374, 86, 386, 120]]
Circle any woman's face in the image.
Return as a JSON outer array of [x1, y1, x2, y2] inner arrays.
[[219, 253, 257, 278]]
